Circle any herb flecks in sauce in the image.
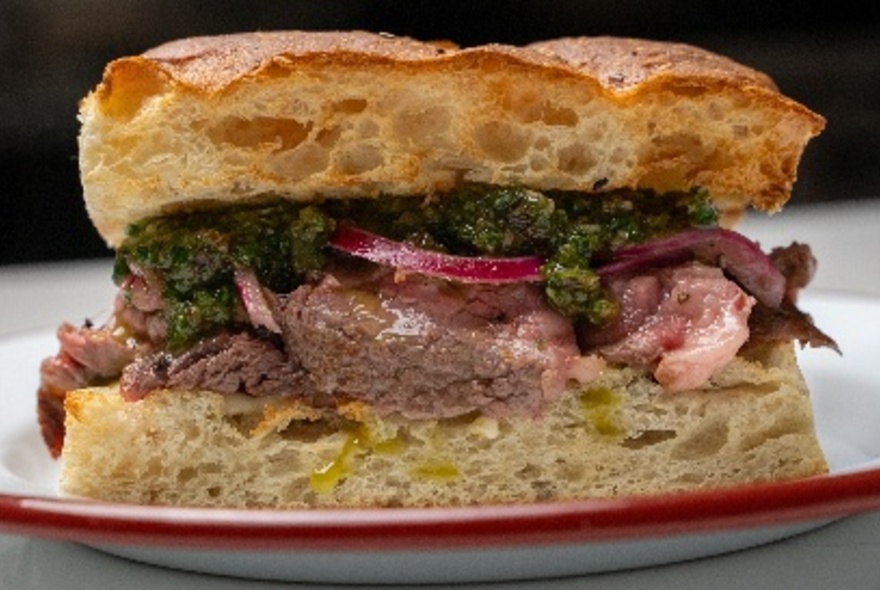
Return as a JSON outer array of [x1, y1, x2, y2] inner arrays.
[[539, 187, 717, 320], [427, 185, 564, 256], [115, 185, 718, 349], [116, 202, 336, 349]]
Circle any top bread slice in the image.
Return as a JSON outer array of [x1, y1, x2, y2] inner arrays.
[[77, 31, 825, 247]]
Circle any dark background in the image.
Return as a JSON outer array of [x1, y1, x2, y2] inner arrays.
[[2, 1, 878, 266]]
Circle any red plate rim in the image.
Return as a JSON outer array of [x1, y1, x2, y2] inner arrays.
[[2, 467, 880, 552]]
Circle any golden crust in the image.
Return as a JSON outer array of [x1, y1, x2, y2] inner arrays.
[[80, 31, 824, 246], [100, 32, 817, 112], [124, 32, 783, 97], [529, 36, 777, 93], [137, 31, 449, 92]]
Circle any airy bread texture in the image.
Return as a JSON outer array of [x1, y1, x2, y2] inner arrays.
[[61, 342, 827, 508], [78, 31, 825, 247]]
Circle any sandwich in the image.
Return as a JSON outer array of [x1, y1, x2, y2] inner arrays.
[[37, 31, 836, 508]]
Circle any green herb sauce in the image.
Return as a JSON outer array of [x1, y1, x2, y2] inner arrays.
[[115, 203, 336, 350], [115, 185, 717, 349]]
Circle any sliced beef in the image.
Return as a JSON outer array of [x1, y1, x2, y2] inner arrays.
[[583, 264, 754, 392], [38, 322, 139, 457], [747, 242, 838, 351], [37, 387, 67, 459], [115, 273, 167, 345], [120, 332, 318, 402], [770, 242, 816, 303], [579, 274, 664, 349], [40, 241, 835, 458], [281, 269, 590, 419], [576, 243, 837, 393], [57, 321, 137, 378], [40, 322, 138, 395], [747, 301, 839, 352]]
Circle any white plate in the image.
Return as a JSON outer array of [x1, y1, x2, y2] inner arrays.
[[2, 291, 880, 585]]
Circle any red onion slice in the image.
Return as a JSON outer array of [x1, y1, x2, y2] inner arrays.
[[233, 268, 282, 333], [330, 225, 544, 284], [598, 228, 786, 308]]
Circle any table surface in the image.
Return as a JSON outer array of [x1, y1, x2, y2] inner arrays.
[[2, 198, 879, 589]]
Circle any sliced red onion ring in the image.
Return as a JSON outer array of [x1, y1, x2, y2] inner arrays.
[[597, 228, 786, 308], [329, 225, 544, 284], [233, 268, 282, 333]]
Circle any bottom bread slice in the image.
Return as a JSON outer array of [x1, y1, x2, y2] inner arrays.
[[60, 342, 827, 508]]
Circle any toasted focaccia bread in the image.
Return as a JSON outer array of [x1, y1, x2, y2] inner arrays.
[[61, 342, 827, 508], [78, 32, 823, 246]]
